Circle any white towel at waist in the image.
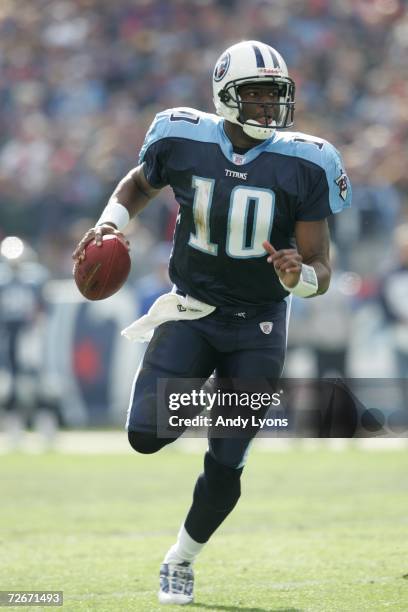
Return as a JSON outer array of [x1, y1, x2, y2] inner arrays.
[[121, 292, 216, 342]]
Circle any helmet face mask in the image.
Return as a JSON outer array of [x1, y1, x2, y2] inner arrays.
[[221, 77, 295, 131], [213, 41, 296, 140]]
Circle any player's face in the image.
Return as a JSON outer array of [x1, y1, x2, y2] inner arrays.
[[238, 83, 281, 126]]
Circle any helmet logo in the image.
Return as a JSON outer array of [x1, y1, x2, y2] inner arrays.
[[214, 52, 230, 82]]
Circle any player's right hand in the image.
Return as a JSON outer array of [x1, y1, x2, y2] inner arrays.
[[72, 223, 122, 263]]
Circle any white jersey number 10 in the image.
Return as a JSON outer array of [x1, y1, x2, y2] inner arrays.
[[188, 176, 275, 259]]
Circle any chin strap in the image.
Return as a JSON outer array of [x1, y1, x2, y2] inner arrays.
[[242, 123, 275, 140]]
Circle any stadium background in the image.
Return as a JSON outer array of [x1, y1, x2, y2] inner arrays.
[[0, 0, 407, 432]]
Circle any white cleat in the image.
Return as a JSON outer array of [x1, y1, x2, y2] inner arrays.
[[158, 561, 194, 605]]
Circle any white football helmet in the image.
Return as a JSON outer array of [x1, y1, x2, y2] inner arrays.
[[213, 40, 295, 140]]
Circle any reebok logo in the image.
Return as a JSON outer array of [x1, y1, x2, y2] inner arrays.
[[259, 321, 273, 334]]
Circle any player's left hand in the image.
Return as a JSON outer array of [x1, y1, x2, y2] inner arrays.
[[263, 240, 302, 288]]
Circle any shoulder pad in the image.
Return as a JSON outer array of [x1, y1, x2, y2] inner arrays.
[[269, 131, 352, 212], [139, 108, 221, 162]]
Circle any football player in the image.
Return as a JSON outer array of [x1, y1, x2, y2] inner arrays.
[[73, 40, 351, 605]]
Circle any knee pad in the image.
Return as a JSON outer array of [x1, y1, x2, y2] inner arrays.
[[195, 451, 243, 512], [128, 431, 169, 454]]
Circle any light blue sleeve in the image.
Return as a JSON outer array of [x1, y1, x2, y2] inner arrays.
[[138, 107, 220, 164], [322, 142, 352, 214], [138, 111, 171, 164], [267, 132, 352, 215]]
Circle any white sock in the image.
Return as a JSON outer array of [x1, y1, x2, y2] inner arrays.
[[164, 525, 205, 565]]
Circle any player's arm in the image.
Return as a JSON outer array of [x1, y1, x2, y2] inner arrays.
[[294, 219, 331, 294], [263, 218, 331, 297], [72, 164, 161, 261], [108, 163, 162, 220]]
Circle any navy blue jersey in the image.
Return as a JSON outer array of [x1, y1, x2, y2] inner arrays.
[[140, 108, 351, 306]]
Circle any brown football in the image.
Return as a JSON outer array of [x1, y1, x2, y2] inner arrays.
[[74, 234, 131, 300]]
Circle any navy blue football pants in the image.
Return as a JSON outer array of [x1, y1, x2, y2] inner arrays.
[[126, 300, 288, 542], [127, 301, 288, 464]]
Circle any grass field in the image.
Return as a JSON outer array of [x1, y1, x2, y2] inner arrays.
[[1, 443, 408, 611]]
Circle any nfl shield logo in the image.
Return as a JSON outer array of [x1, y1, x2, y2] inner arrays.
[[232, 153, 246, 165], [259, 321, 273, 335]]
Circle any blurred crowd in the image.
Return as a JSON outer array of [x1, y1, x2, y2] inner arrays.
[[0, 0, 407, 278]]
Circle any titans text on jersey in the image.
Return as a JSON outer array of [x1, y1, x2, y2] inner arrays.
[[140, 107, 351, 307]]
